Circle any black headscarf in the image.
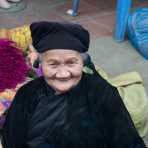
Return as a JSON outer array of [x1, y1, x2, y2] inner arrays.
[[30, 21, 90, 53]]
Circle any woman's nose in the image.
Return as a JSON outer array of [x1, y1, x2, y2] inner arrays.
[[56, 68, 70, 78]]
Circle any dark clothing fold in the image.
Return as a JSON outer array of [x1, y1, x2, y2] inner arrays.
[[2, 70, 146, 148]]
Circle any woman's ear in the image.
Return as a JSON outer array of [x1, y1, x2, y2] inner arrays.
[[33, 58, 40, 68]]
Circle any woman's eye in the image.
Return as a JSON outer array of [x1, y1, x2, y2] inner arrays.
[[67, 61, 76, 66], [49, 63, 56, 65], [48, 63, 58, 67]]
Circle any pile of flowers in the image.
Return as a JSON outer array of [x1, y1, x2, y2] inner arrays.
[[0, 39, 36, 127]]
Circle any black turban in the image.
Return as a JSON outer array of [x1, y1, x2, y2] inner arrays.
[[30, 21, 90, 53]]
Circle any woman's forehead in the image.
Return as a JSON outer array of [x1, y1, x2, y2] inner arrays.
[[41, 49, 81, 60]]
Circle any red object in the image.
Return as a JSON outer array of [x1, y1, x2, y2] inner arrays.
[[0, 39, 29, 92]]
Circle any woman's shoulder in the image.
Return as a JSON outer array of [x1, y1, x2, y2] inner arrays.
[[12, 77, 47, 108], [83, 72, 111, 88], [18, 76, 46, 96], [83, 72, 116, 98]]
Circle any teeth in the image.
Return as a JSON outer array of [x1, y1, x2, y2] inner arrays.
[[58, 79, 70, 82], [59, 80, 69, 81]]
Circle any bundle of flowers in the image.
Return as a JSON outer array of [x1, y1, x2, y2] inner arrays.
[[0, 39, 33, 127], [0, 39, 29, 92]]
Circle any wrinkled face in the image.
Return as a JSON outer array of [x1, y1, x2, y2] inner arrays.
[[40, 49, 83, 94]]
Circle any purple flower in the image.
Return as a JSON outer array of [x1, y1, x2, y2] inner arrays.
[[2, 100, 11, 108], [0, 39, 29, 92], [35, 66, 43, 77]]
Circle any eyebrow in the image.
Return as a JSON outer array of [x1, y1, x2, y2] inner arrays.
[[46, 59, 59, 63], [66, 57, 79, 61], [46, 57, 79, 63]]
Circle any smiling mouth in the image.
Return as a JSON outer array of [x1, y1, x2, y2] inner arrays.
[[56, 79, 71, 82]]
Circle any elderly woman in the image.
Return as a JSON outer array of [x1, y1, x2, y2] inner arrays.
[[2, 21, 146, 148]]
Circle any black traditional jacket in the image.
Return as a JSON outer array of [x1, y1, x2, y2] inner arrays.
[[2, 70, 146, 148]]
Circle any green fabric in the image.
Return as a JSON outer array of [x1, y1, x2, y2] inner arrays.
[[109, 72, 148, 138]]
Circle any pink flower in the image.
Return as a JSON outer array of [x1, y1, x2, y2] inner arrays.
[[0, 39, 29, 92]]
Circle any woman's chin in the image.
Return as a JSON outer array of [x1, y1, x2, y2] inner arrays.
[[53, 85, 74, 94], [55, 88, 71, 94]]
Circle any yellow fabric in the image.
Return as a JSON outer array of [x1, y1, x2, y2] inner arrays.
[[0, 25, 32, 50], [96, 66, 148, 138]]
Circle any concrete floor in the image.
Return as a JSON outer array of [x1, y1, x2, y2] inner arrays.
[[0, 0, 148, 146]]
